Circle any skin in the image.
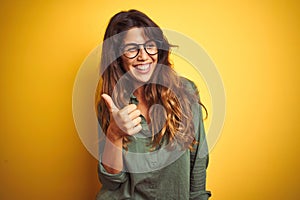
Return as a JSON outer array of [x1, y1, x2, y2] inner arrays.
[[101, 27, 158, 174], [121, 27, 158, 84]]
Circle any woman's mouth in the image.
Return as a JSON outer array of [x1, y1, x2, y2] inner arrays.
[[134, 63, 151, 73]]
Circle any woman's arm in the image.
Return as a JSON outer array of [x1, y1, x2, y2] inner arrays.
[[97, 129, 126, 190], [101, 127, 124, 174], [97, 94, 142, 190], [187, 80, 212, 200], [101, 94, 142, 174], [189, 114, 211, 199]]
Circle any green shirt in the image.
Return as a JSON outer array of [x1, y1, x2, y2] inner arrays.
[[96, 79, 211, 200]]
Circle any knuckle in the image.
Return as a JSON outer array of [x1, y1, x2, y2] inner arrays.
[[133, 110, 140, 117], [130, 104, 137, 109], [124, 123, 132, 130]]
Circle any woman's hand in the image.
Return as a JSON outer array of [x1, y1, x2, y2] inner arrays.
[[101, 94, 142, 142]]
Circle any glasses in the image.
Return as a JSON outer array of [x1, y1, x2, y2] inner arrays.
[[121, 40, 161, 59]]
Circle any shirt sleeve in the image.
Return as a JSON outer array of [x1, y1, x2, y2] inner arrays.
[[189, 80, 212, 200], [97, 156, 128, 190]]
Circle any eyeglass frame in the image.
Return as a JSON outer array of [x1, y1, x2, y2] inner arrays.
[[120, 39, 163, 59]]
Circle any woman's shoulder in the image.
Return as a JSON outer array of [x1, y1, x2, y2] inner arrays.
[[179, 76, 199, 94]]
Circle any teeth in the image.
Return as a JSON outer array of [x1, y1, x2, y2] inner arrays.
[[136, 64, 150, 71]]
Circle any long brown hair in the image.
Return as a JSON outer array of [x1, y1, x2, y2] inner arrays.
[[95, 9, 206, 150]]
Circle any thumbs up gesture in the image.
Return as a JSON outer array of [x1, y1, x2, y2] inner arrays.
[[101, 94, 142, 141]]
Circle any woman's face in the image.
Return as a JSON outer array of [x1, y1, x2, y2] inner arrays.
[[121, 27, 158, 83]]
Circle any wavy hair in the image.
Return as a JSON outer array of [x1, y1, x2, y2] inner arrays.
[[95, 9, 206, 151]]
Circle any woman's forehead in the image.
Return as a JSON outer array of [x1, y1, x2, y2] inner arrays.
[[123, 27, 149, 43]]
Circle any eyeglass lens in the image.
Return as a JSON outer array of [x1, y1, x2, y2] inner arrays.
[[122, 40, 159, 59]]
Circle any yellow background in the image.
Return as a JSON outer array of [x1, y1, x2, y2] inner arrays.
[[1, 0, 299, 199]]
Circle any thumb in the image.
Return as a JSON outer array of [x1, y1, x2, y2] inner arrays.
[[101, 94, 119, 113]]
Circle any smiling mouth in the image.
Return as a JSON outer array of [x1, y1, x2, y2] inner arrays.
[[134, 63, 151, 73]]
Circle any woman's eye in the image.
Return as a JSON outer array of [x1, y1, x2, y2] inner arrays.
[[125, 46, 138, 52], [146, 44, 155, 48], [146, 42, 156, 49]]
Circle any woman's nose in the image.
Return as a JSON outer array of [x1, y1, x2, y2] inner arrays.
[[137, 48, 148, 60]]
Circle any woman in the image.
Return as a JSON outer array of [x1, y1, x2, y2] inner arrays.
[[95, 9, 211, 200]]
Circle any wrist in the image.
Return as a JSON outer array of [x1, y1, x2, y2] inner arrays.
[[106, 126, 123, 143]]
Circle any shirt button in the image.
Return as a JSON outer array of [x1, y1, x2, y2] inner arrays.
[[150, 160, 157, 167], [149, 184, 157, 189]]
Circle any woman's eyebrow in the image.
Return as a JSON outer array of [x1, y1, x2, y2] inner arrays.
[[123, 40, 153, 46]]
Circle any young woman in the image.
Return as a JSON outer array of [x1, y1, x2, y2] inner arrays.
[[95, 9, 211, 200]]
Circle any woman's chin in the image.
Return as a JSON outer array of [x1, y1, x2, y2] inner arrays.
[[131, 72, 154, 84], [134, 76, 151, 84]]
